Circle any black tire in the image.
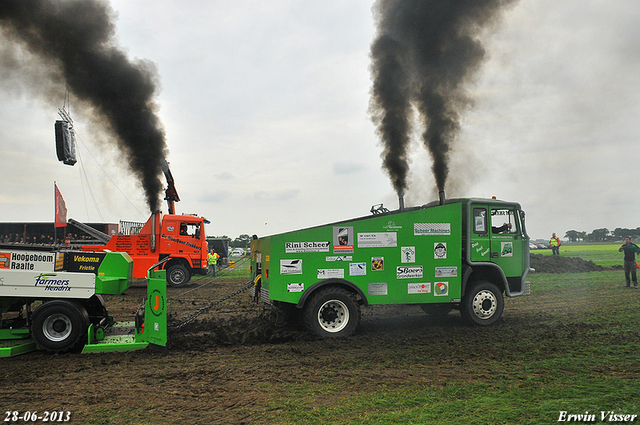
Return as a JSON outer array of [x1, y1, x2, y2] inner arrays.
[[84, 294, 108, 325], [31, 301, 89, 353], [167, 264, 190, 287], [419, 303, 453, 317], [461, 281, 504, 326], [303, 286, 360, 338]]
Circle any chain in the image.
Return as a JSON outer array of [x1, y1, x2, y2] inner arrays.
[[167, 279, 256, 331]]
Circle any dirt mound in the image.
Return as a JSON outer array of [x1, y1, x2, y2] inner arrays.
[[530, 253, 617, 273], [167, 312, 312, 350]]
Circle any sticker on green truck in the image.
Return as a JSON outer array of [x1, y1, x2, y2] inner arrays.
[[401, 246, 415, 263], [371, 257, 384, 270], [280, 259, 302, 275], [408, 283, 431, 294], [414, 223, 451, 235], [434, 282, 449, 296], [397, 266, 423, 279], [285, 242, 330, 253], [357, 233, 397, 248]]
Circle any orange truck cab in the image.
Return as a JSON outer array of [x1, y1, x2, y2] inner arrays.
[[82, 212, 207, 286]]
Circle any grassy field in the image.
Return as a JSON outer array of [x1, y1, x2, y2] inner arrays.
[[3, 246, 639, 424], [192, 255, 252, 281], [255, 268, 640, 424], [214, 246, 640, 424], [532, 242, 624, 267]]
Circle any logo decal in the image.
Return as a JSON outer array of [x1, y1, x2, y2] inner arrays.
[[434, 282, 449, 296], [434, 243, 447, 259], [280, 259, 302, 275], [415, 223, 451, 236], [349, 262, 367, 276], [401, 246, 415, 263], [371, 257, 384, 271], [397, 266, 423, 279]]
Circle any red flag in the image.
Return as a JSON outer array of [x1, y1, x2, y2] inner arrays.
[[54, 183, 67, 228]]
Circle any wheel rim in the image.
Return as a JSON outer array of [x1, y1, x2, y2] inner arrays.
[[317, 299, 349, 333], [170, 269, 185, 285], [471, 289, 497, 319], [42, 313, 72, 342]]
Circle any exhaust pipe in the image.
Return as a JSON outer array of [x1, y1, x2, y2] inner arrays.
[[150, 210, 161, 252], [399, 196, 405, 212], [439, 191, 445, 206]]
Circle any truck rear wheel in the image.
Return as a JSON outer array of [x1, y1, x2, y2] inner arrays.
[[31, 301, 89, 352], [303, 286, 360, 338], [462, 281, 504, 326], [167, 264, 191, 287]]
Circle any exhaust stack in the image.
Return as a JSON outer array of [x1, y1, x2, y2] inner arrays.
[[439, 191, 446, 206], [150, 210, 161, 253], [399, 196, 405, 212]]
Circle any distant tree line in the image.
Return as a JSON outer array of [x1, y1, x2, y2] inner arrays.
[[564, 228, 640, 242], [215, 234, 252, 249]]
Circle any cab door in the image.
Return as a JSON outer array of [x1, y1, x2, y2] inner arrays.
[[469, 206, 491, 262], [488, 206, 527, 278]]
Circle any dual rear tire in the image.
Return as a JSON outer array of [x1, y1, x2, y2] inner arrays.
[[303, 286, 360, 338]]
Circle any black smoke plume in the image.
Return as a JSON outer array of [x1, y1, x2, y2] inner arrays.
[[0, 0, 167, 212], [370, 0, 514, 197]]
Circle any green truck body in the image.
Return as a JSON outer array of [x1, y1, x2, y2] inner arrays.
[[251, 198, 530, 337]]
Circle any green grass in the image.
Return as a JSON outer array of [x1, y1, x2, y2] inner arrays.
[[191, 256, 251, 280], [259, 270, 640, 424], [533, 243, 624, 267]]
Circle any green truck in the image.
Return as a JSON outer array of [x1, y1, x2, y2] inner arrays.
[[0, 248, 167, 356], [250, 197, 530, 337]]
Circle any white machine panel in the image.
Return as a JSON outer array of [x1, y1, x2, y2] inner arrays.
[[0, 250, 57, 272], [0, 269, 95, 299]]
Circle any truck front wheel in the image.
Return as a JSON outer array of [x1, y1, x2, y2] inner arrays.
[[462, 281, 504, 326], [167, 264, 191, 287], [31, 301, 89, 352], [303, 286, 360, 338]]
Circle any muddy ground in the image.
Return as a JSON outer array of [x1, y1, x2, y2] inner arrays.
[[0, 256, 620, 424]]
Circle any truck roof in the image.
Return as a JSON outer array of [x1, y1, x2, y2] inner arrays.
[[258, 197, 521, 239]]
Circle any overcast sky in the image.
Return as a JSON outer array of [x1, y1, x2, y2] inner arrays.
[[1, 0, 639, 241]]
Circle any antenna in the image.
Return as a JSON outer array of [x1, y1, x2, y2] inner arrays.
[[58, 107, 74, 124]]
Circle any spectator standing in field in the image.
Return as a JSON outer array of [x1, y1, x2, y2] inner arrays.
[[207, 249, 220, 277], [550, 233, 561, 256], [619, 236, 640, 288]]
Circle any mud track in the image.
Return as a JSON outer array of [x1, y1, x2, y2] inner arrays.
[[0, 255, 619, 424]]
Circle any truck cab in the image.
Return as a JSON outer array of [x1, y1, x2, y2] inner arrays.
[[81, 212, 208, 286], [158, 214, 208, 286], [465, 199, 530, 297]]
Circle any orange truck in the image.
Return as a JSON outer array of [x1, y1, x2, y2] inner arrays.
[[80, 212, 207, 286], [78, 161, 208, 287]]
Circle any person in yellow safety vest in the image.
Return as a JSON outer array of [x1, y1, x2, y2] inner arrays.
[[207, 250, 220, 277], [550, 233, 561, 256]]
